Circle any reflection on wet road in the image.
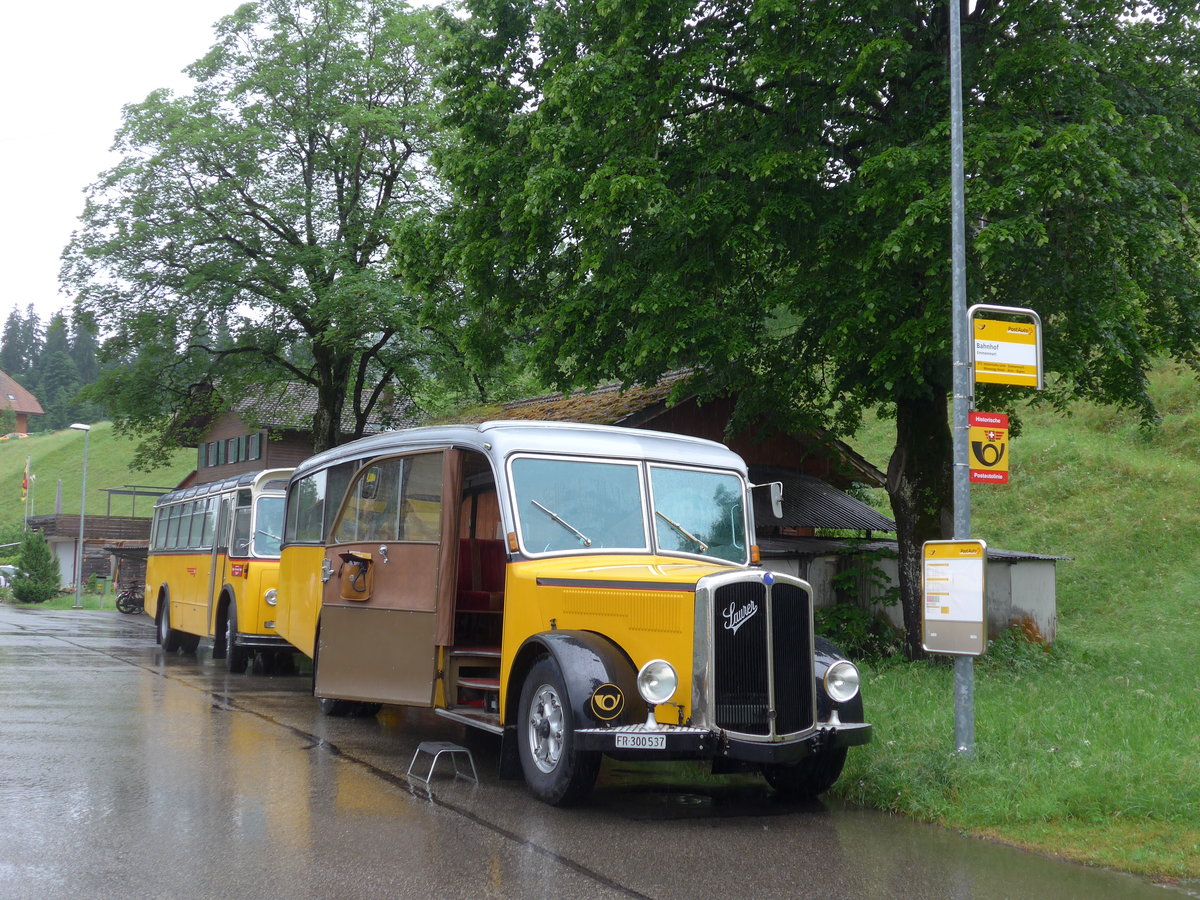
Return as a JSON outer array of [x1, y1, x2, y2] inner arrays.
[[0, 608, 1184, 899]]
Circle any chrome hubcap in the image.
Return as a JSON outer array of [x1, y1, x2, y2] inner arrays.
[[527, 683, 565, 774]]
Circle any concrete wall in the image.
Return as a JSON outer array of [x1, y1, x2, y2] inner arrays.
[[47, 539, 111, 589]]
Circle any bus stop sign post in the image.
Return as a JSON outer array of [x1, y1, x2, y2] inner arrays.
[[947, 0, 975, 756]]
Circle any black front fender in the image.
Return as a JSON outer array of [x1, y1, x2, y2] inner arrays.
[[508, 630, 648, 731], [814, 635, 866, 724]]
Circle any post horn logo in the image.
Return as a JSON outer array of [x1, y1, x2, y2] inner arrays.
[[589, 683, 625, 721], [970, 439, 1005, 468]]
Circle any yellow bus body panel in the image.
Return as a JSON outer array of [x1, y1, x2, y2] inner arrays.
[[499, 554, 734, 725], [145, 551, 283, 642], [145, 552, 214, 636], [276, 544, 326, 659]]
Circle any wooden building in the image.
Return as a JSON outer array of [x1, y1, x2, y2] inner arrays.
[[186, 381, 416, 487], [469, 375, 1061, 642], [0, 371, 43, 433], [26, 514, 150, 589]]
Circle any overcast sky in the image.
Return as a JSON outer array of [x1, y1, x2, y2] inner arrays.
[[0, 0, 241, 329]]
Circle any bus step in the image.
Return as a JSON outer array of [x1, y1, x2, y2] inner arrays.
[[435, 707, 503, 735], [456, 676, 499, 691], [449, 645, 501, 659]]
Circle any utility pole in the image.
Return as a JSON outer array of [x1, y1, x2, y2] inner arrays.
[[948, 0, 975, 755]]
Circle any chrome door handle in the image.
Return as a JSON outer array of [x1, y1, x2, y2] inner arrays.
[[379, 545, 389, 564]]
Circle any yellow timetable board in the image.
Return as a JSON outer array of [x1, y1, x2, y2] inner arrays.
[[973, 318, 1039, 387], [922, 539, 987, 656]]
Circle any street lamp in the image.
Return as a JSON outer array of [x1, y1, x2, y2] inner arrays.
[[70, 424, 91, 610]]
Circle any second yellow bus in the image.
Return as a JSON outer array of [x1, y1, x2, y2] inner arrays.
[[146, 468, 293, 672]]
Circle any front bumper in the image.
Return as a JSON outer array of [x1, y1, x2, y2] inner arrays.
[[234, 633, 293, 651], [575, 720, 872, 762]]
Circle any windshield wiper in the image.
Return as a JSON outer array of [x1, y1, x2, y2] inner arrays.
[[655, 510, 708, 553], [531, 500, 592, 547]]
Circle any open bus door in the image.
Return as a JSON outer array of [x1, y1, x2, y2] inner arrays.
[[314, 450, 450, 707]]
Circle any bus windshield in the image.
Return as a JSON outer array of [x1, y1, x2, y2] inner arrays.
[[511, 457, 647, 553], [510, 456, 748, 563], [253, 496, 285, 558], [648, 465, 746, 564]]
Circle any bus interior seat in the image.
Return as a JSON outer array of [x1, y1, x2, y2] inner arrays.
[[456, 538, 506, 612]]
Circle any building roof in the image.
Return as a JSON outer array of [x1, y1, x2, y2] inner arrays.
[[490, 374, 687, 426], [751, 468, 895, 533], [209, 380, 417, 435], [0, 371, 43, 416], [455, 373, 886, 488]]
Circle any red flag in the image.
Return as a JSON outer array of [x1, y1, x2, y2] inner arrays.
[[21, 457, 29, 502]]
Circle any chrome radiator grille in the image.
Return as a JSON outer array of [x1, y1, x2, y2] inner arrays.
[[711, 578, 815, 738]]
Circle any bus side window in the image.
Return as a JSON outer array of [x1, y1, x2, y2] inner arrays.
[[398, 454, 442, 541], [334, 460, 404, 543], [231, 490, 253, 556]]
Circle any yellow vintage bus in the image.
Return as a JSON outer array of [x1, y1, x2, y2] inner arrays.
[[276, 422, 870, 805], [146, 468, 293, 672]]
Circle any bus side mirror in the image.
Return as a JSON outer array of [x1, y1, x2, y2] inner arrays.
[[752, 482, 784, 519]]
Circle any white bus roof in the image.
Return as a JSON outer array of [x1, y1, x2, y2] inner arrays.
[[290, 420, 748, 481]]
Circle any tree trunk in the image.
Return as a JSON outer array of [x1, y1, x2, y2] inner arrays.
[[310, 348, 351, 454], [886, 389, 954, 660]]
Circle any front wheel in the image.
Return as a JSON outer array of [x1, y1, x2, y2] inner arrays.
[[517, 656, 600, 806], [224, 600, 249, 674], [761, 748, 848, 800]]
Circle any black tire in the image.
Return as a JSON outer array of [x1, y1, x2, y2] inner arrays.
[[178, 632, 201, 655], [116, 591, 141, 614], [517, 656, 600, 806], [224, 600, 249, 674], [157, 597, 199, 655], [761, 748, 848, 800], [267, 650, 297, 676], [157, 598, 182, 652], [318, 696, 362, 717]]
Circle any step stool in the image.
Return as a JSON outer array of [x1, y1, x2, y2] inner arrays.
[[407, 741, 479, 785]]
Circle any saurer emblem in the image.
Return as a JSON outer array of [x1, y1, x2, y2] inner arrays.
[[722, 599, 759, 635]]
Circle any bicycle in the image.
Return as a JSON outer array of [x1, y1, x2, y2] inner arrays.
[[115, 585, 144, 615]]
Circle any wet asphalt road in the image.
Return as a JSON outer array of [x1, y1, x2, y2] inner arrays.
[[0, 606, 1185, 899]]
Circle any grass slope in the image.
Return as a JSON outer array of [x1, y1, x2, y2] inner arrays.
[[0, 423, 196, 529], [839, 364, 1199, 884]]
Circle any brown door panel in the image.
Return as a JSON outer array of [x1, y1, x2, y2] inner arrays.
[[324, 542, 439, 611], [316, 605, 437, 706]]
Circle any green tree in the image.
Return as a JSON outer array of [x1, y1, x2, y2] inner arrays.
[[12, 529, 60, 604], [29, 313, 82, 430], [434, 0, 1200, 656], [0, 309, 26, 376], [64, 0, 458, 457], [0, 305, 40, 379], [70, 317, 100, 386]]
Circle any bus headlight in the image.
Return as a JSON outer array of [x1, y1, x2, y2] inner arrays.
[[824, 660, 861, 703], [264, 588, 277, 607], [637, 659, 677, 705]]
